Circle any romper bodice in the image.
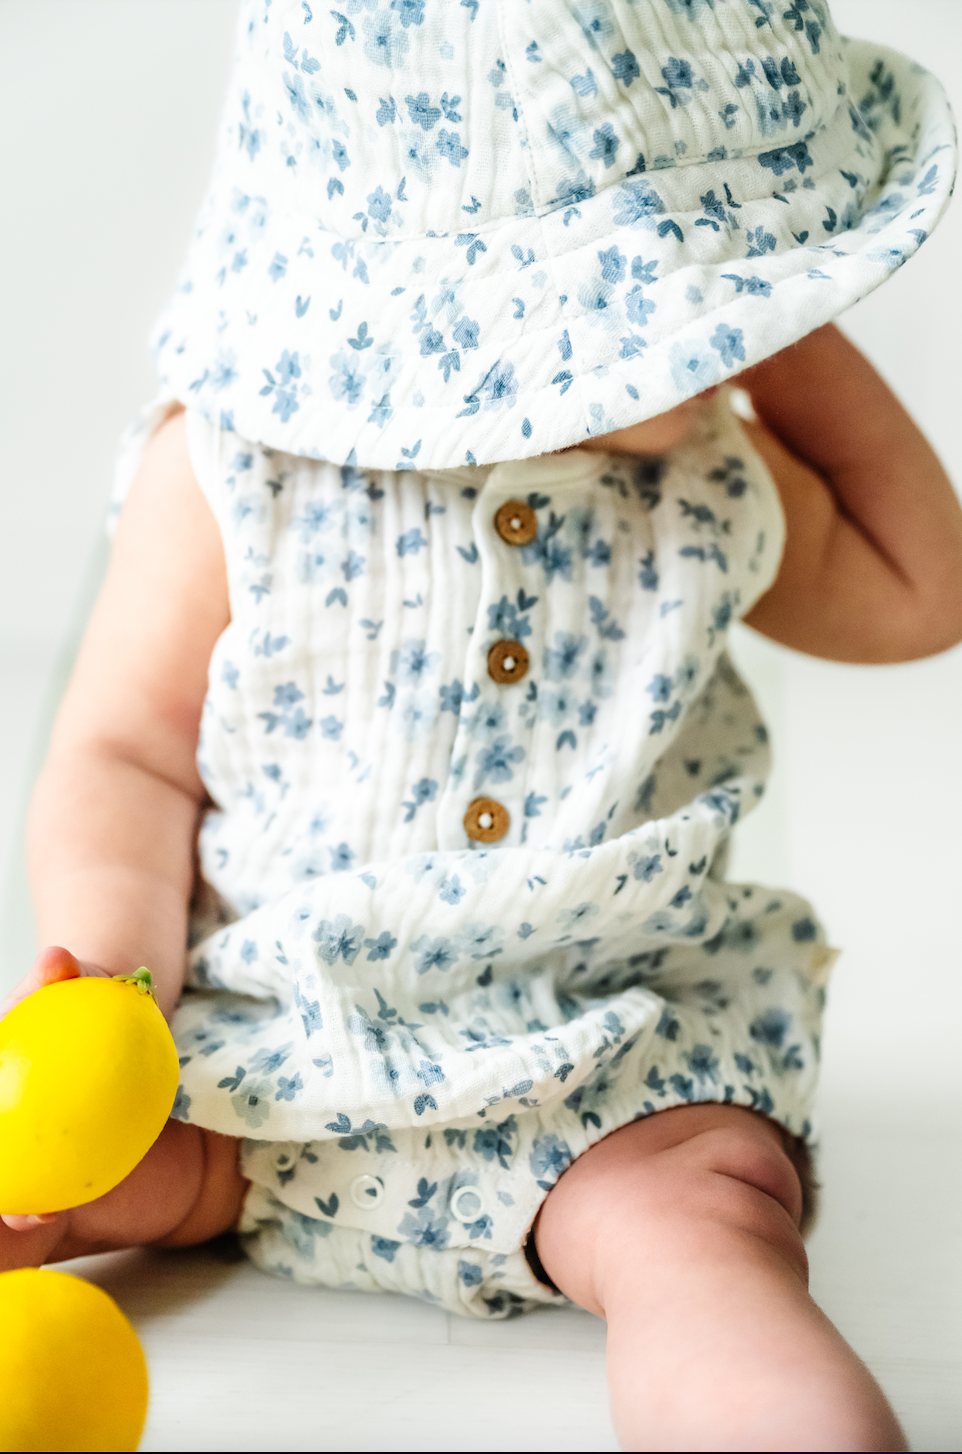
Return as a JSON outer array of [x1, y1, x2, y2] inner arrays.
[[190, 388, 782, 930]]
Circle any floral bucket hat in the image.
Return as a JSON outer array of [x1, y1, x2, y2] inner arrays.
[[152, 0, 956, 470]]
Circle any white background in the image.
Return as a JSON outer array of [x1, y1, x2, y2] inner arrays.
[[0, 5, 961, 1448]]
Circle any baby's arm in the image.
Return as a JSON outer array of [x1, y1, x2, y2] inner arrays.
[[1, 412, 248, 1261], [741, 324, 962, 663], [20, 409, 228, 1021]]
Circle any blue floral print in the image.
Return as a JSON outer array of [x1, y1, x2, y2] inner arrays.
[[120, 0, 951, 1321], [153, 391, 836, 1319], [149, 0, 954, 472]]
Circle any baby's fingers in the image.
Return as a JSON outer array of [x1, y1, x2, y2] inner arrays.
[[0, 1212, 62, 1231], [0, 1209, 68, 1271], [28, 945, 83, 989]]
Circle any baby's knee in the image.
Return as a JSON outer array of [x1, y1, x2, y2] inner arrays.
[[568, 1106, 804, 1231], [681, 1115, 807, 1230], [535, 1107, 807, 1313]]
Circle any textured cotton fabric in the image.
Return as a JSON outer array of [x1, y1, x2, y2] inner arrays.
[[167, 392, 831, 1316], [151, 0, 955, 468]]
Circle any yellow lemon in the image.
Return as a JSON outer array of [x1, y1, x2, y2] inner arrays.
[[0, 1268, 148, 1452], [0, 971, 179, 1214]]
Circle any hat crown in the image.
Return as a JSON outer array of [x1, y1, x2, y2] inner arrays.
[[245, 0, 843, 240]]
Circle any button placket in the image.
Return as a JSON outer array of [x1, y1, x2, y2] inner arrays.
[[438, 466, 587, 852], [459, 498, 540, 841]]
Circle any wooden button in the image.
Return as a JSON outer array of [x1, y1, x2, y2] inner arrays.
[[487, 639, 529, 686], [463, 797, 510, 844], [494, 500, 537, 547]]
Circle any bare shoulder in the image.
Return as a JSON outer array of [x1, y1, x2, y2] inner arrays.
[[112, 405, 230, 666], [49, 407, 230, 798], [121, 405, 218, 551]]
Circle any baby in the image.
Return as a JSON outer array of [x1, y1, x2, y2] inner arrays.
[[2, 3, 961, 1449]]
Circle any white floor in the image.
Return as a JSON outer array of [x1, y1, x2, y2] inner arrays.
[[51, 1109, 962, 1453]]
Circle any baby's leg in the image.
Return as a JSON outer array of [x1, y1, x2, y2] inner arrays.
[[535, 1105, 903, 1452], [0, 1121, 248, 1271]]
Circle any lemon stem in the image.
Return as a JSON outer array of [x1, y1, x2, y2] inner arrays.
[[111, 968, 155, 998]]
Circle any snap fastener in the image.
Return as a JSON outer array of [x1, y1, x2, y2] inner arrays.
[[349, 1174, 384, 1210], [487, 639, 529, 686], [450, 1185, 486, 1224], [463, 797, 509, 844], [494, 500, 537, 547]]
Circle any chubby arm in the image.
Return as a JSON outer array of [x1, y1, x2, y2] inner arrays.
[[740, 325, 962, 663], [1, 413, 239, 1250], [23, 410, 229, 1020]]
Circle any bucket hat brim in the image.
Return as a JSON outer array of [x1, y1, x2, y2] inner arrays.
[[153, 38, 955, 470]]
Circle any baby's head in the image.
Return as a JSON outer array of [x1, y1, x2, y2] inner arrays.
[[569, 388, 719, 458]]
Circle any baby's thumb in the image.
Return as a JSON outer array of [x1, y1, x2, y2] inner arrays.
[[0, 945, 82, 1020], [32, 945, 83, 987]]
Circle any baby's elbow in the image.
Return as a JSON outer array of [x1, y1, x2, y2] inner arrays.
[[888, 577, 962, 662]]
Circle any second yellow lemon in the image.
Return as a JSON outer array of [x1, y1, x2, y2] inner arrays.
[[0, 1268, 148, 1452]]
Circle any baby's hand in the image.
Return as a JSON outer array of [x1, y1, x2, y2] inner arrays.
[[0, 946, 111, 1235]]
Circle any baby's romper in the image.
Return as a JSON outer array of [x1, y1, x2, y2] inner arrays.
[[167, 388, 832, 1318]]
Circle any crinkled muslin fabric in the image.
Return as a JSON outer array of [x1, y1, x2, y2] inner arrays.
[[166, 393, 833, 1315], [133, 0, 952, 1317], [150, 0, 955, 470]]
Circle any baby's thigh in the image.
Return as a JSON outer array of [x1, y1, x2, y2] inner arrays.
[[534, 1104, 807, 1316]]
